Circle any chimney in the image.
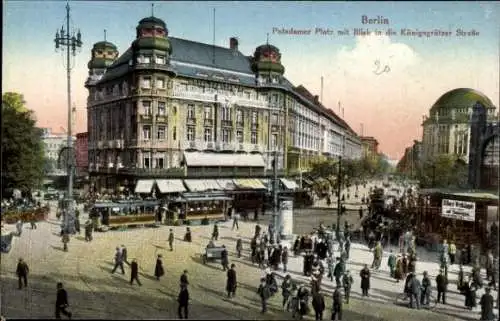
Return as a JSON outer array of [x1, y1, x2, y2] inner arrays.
[[229, 37, 239, 50], [314, 95, 319, 103]]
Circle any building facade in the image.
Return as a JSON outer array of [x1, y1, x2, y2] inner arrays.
[[39, 128, 75, 175], [360, 136, 379, 158], [75, 132, 89, 177], [421, 88, 497, 163], [396, 140, 422, 177], [85, 16, 362, 190]]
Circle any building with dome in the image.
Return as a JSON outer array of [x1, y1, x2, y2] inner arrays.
[[421, 88, 497, 163], [85, 15, 362, 192]]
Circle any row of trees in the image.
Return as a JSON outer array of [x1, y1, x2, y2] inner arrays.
[[309, 153, 392, 187], [2, 92, 46, 195]]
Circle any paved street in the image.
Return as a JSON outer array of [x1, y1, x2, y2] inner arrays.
[[1, 202, 495, 320]]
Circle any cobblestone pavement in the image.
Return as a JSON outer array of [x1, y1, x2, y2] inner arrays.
[[1, 202, 496, 320]]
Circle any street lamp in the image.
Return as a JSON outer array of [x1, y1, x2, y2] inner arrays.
[[54, 1, 82, 233], [272, 150, 280, 244]]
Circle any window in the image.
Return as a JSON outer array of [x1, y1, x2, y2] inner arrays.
[[271, 133, 278, 148], [142, 77, 151, 89], [271, 113, 279, 125], [173, 106, 177, 115], [143, 56, 151, 64], [143, 156, 150, 169], [251, 111, 258, 124], [157, 126, 166, 140], [156, 56, 165, 64], [187, 127, 195, 141], [143, 125, 151, 140], [204, 106, 212, 119], [222, 129, 231, 143], [236, 130, 244, 143], [221, 107, 231, 121], [142, 101, 151, 115], [158, 102, 166, 116], [157, 158, 164, 169], [156, 78, 165, 89], [204, 128, 212, 142], [187, 104, 195, 119], [236, 109, 243, 124], [251, 132, 258, 144], [173, 127, 177, 140], [244, 92, 251, 99]]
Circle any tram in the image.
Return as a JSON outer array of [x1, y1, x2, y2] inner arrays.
[[89, 200, 159, 230]]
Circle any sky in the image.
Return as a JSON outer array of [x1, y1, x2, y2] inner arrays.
[[3, 1, 499, 159]]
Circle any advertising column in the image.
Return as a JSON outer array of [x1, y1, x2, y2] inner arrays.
[[279, 198, 294, 240]]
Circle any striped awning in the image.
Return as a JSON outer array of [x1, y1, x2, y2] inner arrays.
[[233, 178, 266, 190], [280, 178, 298, 190], [183, 179, 222, 192], [155, 179, 186, 193], [217, 179, 237, 191], [134, 179, 155, 194]]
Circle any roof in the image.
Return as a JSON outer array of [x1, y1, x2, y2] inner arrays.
[[419, 188, 499, 201], [92, 41, 118, 50], [138, 16, 167, 29], [431, 88, 495, 111], [169, 37, 253, 74]]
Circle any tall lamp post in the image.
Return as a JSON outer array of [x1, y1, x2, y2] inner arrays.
[[336, 134, 346, 234], [54, 1, 82, 232], [272, 150, 280, 243]]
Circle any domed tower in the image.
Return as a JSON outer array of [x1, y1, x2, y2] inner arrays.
[[251, 43, 285, 85], [85, 38, 119, 88], [131, 16, 172, 61]]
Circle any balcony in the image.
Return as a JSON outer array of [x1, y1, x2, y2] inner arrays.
[[117, 167, 185, 178], [204, 119, 214, 127], [134, 62, 174, 73], [156, 115, 168, 123], [236, 143, 246, 151], [182, 139, 202, 150], [221, 120, 232, 127], [236, 98, 268, 109], [172, 89, 215, 103], [221, 142, 235, 151], [204, 141, 216, 150], [271, 124, 280, 132], [236, 121, 244, 128], [140, 114, 153, 122], [186, 117, 196, 125]]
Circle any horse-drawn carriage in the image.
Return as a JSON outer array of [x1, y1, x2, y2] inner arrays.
[[2, 205, 50, 224]]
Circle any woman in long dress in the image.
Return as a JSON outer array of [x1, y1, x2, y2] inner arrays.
[[154, 254, 165, 280]]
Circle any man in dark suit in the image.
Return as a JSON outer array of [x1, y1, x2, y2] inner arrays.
[[312, 291, 325, 320], [226, 264, 237, 298], [178, 285, 189, 319], [55, 282, 72, 319], [180, 270, 189, 287], [16, 258, 29, 289], [130, 259, 142, 286]]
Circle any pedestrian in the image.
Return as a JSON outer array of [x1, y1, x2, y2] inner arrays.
[[333, 257, 343, 288], [154, 254, 164, 281], [236, 238, 242, 258], [331, 286, 343, 320], [30, 216, 37, 230], [55, 282, 72, 319], [342, 270, 353, 304], [359, 206, 363, 219], [449, 241, 456, 265], [232, 212, 240, 231], [84, 220, 93, 242], [184, 227, 192, 242], [74, 217, 80, 235], [281, 247, 289, 272], [121, 245, 128, 265], [212, 223, 219, 241], [168, 229, 174, 251], [360, 264, 371, 297], [16, 219, 23, 236], [395, 256, 403, 282], [62, 232, 70, 252], [387, 250, 396, 278], [257, 277, 271, 313], [130, 259, 142, 286], [180, 270, 189, 287], [312, 291, 325, 320], [420, 271, 431, 306], [177, 285, 189, 319], [16, 258, 29, 289], [435, 269, 448, 304], [327, 254, 335, 282], [226, 264, 237, 298], [111, 247, 125, 274], [464, 275, 478, 310], [480, 287, 495, 320], [409, 272, 421, 309], [281, 274, 295, 311], [221, 245, 229, 271]]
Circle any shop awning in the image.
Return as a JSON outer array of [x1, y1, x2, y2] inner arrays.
[[184, 151, 265, 167], [183, 179, 222, 192], [134, 179, 155, 194], [280, 178, 298, 190], [233, 178, 267, 190], [302, 177, 314, 186], [155, 179, 186, 193], [217, 179, 237, 190]]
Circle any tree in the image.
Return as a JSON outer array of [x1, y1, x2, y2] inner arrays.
[[418, 154, 468, 188], [1, 92, 45, 193]]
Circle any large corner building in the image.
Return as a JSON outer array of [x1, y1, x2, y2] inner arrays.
[[86, 16, 362, 191]]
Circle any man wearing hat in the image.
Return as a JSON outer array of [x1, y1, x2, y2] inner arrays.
[[342, 270, 353, 304], [435, 268, 448, 304], [480, 286, 495, 320]]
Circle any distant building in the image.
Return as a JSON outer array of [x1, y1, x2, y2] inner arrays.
[[421, 88, 497, 163], [39, 128, 75, 175], [360, 136, 379, 158], [75, 132, 88, 177], [396, 140, 422, 177]]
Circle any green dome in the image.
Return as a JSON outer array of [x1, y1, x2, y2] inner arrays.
[[132, 37, 172, 54], [92, 41, 117, 50], [252, 43, 285, 75], [137, 16, 166, 29], [252, 61, 285, 74], [87, 57, 115, 69], [431, 88, 494, 112]]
